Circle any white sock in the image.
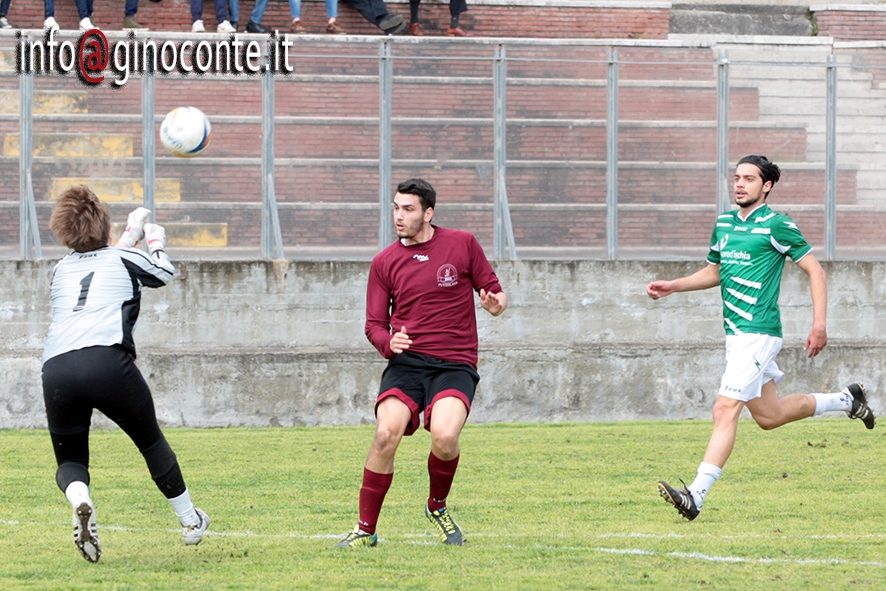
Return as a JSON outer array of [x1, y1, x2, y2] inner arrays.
[[65, 481, 92, 509], [168, 488, 199, 527], [812, 392, 852, 416], [688, 462, 722, 508]]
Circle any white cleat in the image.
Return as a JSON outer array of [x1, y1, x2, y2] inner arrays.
[[182, 508, 210, 545], [73, 502, 101, 563]]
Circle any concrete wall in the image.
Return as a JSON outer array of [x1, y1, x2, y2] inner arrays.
[[1, 259, 883, 429]]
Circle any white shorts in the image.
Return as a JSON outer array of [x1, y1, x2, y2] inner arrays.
[[718, 333, 785, 402]]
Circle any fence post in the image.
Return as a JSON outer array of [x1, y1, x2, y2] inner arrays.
[[825, 54, 837, 260], [378, 40, 393, 250], [142, 65, 155, 219], [717, 51, 730, 214], [493, 44, 515, 259], [606, 48, 618, 260], [19, 44, 40, 259], [261, 40, 283, 259]]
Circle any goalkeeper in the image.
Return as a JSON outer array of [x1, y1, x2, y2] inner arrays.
[[41, 186, 209, 563]]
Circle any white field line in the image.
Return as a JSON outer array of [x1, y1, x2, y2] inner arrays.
[[3, 519, 885, 567]]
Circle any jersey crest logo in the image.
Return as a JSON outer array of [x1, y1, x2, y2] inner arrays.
[[413, 254, 429, 262], [437, 264, 459, 287]]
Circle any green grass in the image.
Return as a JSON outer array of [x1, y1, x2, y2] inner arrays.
[[1, 420, 884, 590]]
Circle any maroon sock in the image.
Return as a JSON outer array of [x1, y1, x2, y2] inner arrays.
[[358, 468, 393, 535], [427, 452, 459, 512]]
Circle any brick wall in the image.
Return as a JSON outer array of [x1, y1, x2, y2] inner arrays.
[[815, 10, 886, 42]]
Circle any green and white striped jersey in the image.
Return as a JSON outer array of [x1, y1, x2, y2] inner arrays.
[[706, 203, 812, 337]]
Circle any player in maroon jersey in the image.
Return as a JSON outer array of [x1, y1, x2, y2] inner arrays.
[[338, 178, 507, 547]]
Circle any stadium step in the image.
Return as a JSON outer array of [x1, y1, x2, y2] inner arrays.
[[0, 48, 12, 72], [50, 178, 181, 203], [2, 133, 134, 159], [0, 90, 88, 115]]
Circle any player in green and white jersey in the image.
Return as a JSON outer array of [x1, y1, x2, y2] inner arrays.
[[645, 155, 876, 521]]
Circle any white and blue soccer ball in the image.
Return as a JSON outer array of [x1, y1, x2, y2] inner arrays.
[[160, 106, 212, 158]]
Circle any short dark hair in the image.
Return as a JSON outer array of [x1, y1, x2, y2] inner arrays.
[[737, 155, 781, 192], [396, 178, 436, 211], [50, 185, 111, 252]]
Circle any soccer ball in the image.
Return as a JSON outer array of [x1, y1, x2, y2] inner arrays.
[[159, 106, 212, 158]]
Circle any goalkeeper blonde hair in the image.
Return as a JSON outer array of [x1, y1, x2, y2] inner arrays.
[[50, 185, 111, 253]]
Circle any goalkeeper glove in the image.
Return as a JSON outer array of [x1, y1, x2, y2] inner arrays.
[[116, 207, 151, 248], [143, 223, 167, 254]]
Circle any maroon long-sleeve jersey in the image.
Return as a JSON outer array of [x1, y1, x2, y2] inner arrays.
[[365, 226, 503, 368]]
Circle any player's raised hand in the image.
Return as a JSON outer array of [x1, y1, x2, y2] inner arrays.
[[143, 223, 167, 254], [480, 289, 507, 316], [390, 326, 412, 354], [116, 207, 151, 248]]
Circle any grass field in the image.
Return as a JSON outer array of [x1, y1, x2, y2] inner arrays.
[[1, 420, 883, 590]]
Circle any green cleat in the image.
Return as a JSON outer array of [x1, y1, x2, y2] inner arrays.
[[337, 526, 378, 547], [425, 506, 463, 545]]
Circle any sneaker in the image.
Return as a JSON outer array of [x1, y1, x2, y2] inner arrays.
[[217, 20, 235, 33], [0, 16, 12, 29], [337, 526, 378, 547], [245, 20, 265, 33], [378, 14, 403, 34], [326, 21, 346, 35], [79, 17, 95, 31], [658, 480, 700, 521], [844, 383, 876, 429], [290, 20, 307, 34], [191, 19, 205, 33], [123, 16, 148, 30], [44, 16, 60, 31], [73, 502, 101, 563], [182, 508, 210, 545], [425, 506, 463, 545]]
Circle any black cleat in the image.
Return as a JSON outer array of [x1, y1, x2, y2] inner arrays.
[[844, 383, 876, 429], [658, 480, 700, 521]]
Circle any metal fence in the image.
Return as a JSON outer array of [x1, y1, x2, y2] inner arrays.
[[1, 31, 885, 260]]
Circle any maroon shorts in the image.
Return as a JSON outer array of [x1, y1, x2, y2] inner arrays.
[[377, 351, 480, 435]]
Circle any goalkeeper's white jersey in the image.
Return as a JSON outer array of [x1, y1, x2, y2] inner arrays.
[[43, 246, 174, 363]]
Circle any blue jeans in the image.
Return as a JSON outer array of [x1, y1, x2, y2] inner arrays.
[[251, 0, 338, 22], [191, 0, 228, 23], [228, 0, 238, 23], [1, 0, 11, 17], [45, 0, 94, 20]]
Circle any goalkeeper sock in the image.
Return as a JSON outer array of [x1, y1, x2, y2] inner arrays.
[[65, 481, 92, 509], [427, 452, 459, 512], [168, 488, 199, 527], [358, 468, 393, 535], [812, 392, 852, 416]]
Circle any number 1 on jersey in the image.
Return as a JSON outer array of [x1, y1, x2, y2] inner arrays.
[[74, 272, 95, 312]]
